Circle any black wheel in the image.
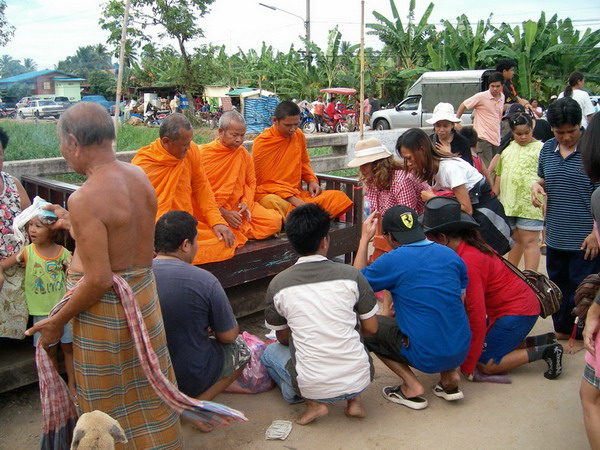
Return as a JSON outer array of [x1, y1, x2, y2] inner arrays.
[[209, 118, 218, 130], [302, 121, 316, 134], [34, 110, 40, 119], [18, 111, 24, 119], [375, 119, 390, 130]]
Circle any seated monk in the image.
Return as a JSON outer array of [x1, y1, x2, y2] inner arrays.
[[132, 113, 239, 264], [252, 100, 353, 220], [199, 111, 282, 242]]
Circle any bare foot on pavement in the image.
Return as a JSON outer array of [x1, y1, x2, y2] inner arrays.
[[297, 400, 328, 425]]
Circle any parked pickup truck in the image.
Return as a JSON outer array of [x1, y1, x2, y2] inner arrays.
[[81, 95, 116, 115], [370, 69, 496, 130], [17, 99, 64, 119]]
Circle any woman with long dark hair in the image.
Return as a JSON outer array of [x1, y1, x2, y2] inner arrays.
[[397, 128, 512, 255]]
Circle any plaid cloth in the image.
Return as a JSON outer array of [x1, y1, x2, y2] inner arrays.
[[38, 268, 247, 449]]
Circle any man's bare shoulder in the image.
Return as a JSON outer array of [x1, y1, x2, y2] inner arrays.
[[70, 162, 154, 208]]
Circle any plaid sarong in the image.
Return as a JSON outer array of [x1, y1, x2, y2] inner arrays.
[[38, 267, 247, 449]]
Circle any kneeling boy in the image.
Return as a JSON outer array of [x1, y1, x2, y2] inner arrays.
[[262, 204, 379, 424]]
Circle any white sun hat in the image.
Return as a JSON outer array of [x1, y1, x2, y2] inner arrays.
[[425, 102, 461, 125], [348, 138, 393, 168]]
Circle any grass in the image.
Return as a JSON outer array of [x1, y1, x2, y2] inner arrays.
[[0, 119, 218, 161]]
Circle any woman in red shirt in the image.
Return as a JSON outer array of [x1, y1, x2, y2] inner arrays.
[[422, 197, 564, 380]]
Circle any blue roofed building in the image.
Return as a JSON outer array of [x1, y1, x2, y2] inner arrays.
[[0, 70, 85, 101]]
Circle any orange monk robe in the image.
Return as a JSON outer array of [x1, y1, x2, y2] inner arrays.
[[252, 126, 353, 219], [132, 139, 244, 265], [199, 139, 282, 240]]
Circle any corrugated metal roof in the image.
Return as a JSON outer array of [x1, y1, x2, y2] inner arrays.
[[0, 70, 83, 84], [227, 88, 255, 96], [53, 77, 85, 81]]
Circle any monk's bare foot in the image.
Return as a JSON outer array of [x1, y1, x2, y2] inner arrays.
[[344, 396, 366, 419], [193, 421, 214, 433], [565, 339, 584, 354], [555, 332, 570, 341], [296, 400, 328, 425]]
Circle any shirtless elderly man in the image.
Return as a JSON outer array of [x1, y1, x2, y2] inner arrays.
[[26, 102, 183, 448]]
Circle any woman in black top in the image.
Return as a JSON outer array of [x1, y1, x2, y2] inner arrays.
[[427, 102, 473, 166]]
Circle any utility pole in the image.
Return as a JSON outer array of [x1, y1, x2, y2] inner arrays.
[[305, 0, 311, 66]]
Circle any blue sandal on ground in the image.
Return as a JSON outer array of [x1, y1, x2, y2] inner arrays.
[[382, 385, 428, 410]]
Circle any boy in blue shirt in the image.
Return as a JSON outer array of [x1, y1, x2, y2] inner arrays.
[[355, 206, 472, 410]]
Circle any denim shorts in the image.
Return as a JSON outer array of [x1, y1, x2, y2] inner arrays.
[[506, 216, 544, 231], [583, 363, 600, 389], [32, 315, 73, 347], [478, 315, 538, 365], [311, 389, 365, 404]]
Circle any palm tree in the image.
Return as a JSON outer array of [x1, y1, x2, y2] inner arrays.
[[22, 58, 37, 72]]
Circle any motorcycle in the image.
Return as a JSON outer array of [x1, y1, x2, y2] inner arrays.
[[144, 103, 171, 126], [299, 107, 316, 134], [0, 106, 16, 119], [321, 106, 350, 133]]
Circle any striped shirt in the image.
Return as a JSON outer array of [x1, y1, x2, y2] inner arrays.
[[538, 138, 599, 251]]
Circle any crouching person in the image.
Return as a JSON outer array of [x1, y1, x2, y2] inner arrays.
[[262, 204, 379, 425], [355, 206, 472, 410], [153, 211, 250, 431]]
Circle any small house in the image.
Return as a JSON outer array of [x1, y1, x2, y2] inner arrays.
[[0, 70, 85, 101]]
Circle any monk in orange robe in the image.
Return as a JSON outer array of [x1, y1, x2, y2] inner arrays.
[[132, 114, 238, 265], [199, 111, 282, 242], [252, 100, 353, 220]]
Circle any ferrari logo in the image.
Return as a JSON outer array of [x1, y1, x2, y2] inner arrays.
[[400, 212, 413, 228]]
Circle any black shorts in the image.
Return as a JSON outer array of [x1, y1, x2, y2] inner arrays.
[[364, 315, 411, 366]]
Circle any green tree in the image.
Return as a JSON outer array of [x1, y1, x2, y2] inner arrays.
[[6, 82, 30, 99], [101, 0, 216, 103], [0, 0, 14, 46], [22, 58, 37, 72], [57, 45, 112, 78], [0, 55, 24, 78]]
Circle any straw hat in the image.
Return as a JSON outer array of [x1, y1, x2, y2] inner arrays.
[[425, 102, 461, 125], [348, 138, 393, 168]]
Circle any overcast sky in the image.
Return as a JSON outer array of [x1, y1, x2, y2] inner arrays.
[[3, 0, 599, 70]]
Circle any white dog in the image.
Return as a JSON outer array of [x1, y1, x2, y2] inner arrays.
[[70, 410, 128, 450]]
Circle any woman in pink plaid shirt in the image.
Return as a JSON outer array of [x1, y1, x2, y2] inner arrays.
[[349, 138, 429, 216], [349, 138, 429, 316]]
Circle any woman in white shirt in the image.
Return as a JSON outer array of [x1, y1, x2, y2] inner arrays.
[[557, 72, 595, 128], [397, 128, 512, 255]]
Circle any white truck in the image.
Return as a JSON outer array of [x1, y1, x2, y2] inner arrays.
[[370, 69, 496, 130]]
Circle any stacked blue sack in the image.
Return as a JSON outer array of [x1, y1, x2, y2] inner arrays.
[[244, 97, 279, 134]]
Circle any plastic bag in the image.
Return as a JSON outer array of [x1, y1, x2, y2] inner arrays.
[[12, 196, 57, 247], [224, 331, 276, 394]]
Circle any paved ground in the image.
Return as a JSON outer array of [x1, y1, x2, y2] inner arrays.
[[0, 314, 590, 450]]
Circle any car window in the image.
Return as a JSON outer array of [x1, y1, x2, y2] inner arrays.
[[54, 97, 68, 102], [397, 97, 420, 111], [38, 100, 55, 106]]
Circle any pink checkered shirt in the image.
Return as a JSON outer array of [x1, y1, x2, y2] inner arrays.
[[365, 169, 429, 215]]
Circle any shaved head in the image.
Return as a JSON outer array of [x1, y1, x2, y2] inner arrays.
[[160, 113, 192, 140], [57, 102, 115, 147]]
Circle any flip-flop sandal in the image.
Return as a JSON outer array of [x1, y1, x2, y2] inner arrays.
[[432, 382, 464, 401], [382, 385, 428, 410]]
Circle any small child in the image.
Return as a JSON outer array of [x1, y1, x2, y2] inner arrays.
[[261, 203, 378, 424], [493, 112, 544, 270], [0, 216, 74, 396]]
